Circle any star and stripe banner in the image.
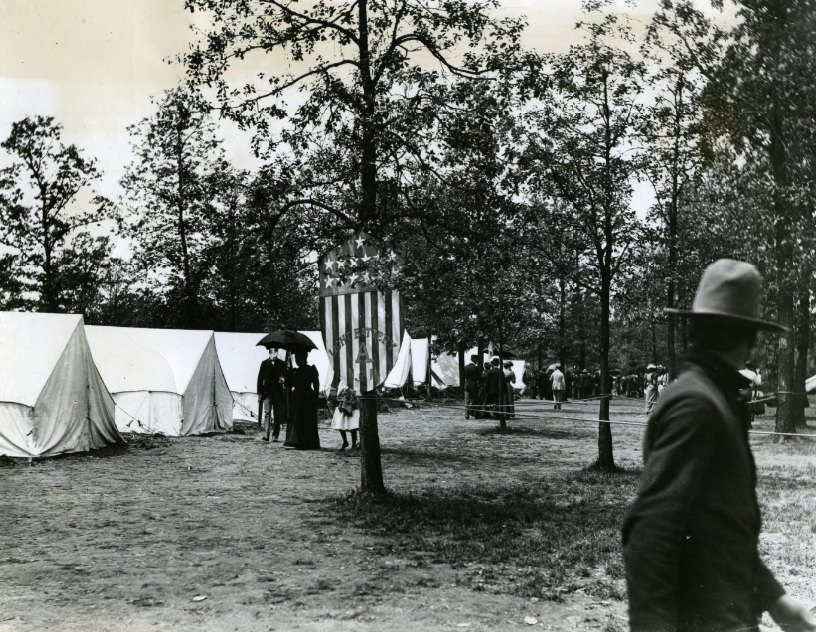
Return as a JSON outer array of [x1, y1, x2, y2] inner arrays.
[[319, 232, 405, 394]]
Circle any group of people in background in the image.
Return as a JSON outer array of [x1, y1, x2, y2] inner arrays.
[[257, 344, 764, 449], [463, 355, 519, 419]]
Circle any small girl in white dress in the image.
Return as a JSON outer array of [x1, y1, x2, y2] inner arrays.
[[331, 383, 359, 451]]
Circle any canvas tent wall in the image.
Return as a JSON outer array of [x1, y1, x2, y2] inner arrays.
[[213, 331, 333, 422], [0, 312, 123, 458], [86, 326, 233, 436], [382, 336, 526, 391], [407, 336, 448, 388]]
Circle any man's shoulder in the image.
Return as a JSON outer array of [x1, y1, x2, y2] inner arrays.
[[653, 367, 726, 421]]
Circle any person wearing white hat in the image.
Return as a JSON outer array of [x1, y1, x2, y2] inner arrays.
[[623, 259, 815, 632]]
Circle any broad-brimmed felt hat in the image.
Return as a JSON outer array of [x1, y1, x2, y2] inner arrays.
[[664, 259, 786, 332]]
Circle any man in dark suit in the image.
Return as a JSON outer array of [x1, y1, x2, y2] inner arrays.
[[482, 357, 507, 420], [257, 347, 287, 442], [623, 259, 815, 632], [463, 354, 481, 420]]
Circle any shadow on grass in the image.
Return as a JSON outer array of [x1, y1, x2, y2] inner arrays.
[[478, 424, 593, 440], [330, 467, 640, 601]]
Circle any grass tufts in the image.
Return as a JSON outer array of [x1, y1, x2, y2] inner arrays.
[[331, 469, 640, 601]]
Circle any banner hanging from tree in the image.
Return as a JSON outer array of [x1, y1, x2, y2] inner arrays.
[[319, 232, 405, 393]]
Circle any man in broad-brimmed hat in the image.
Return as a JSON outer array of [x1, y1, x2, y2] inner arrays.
[[622, 259, 816, 632]]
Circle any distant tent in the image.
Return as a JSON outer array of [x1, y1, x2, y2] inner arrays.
[[807, 374, 816, 393], [435, 352, 461, 388], [407, 336, 448, 388], [383, 333, 412, 389], [86, 326, 233, 436], [213, 331, 334, 421], [0, 312, 123, 458], [381, 334, 467, 390]]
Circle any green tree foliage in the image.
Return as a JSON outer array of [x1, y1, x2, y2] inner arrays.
[[388, 76, 533, 365], [524, 17, 646, 470], [639, 14, 709, 378], [182, 0, 531, 493], [183, 0, 529, 226], [199, 165, 320, 332], [0, 116, 115, 313], [121, 88, 231, 329], [657, 0, 816, 433]]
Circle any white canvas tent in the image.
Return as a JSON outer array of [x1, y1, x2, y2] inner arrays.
[[407, 336, 448, 388], [807, 374, 816, 393], [213, 331, 333, 422], [0, 312, 123, 458], [86, 326, 233, 436]]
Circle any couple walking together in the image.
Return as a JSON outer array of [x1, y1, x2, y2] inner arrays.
[[257, 348, 321, 450]]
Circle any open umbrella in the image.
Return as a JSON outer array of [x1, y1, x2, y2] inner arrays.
[[256, 330, 317, 352], [494, 346, 520, 360]]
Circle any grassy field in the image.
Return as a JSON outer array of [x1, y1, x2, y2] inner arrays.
[[0, 397, 814, 631]]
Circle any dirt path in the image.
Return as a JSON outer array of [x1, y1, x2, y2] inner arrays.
[[0, 398, 813, 631]]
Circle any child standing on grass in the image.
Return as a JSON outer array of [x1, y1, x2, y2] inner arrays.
[[331, 383, 359, 451]]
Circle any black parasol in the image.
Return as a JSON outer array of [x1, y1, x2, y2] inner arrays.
[[256, 330, 317, 352]]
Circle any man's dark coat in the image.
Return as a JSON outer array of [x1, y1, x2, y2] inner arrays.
[[482, 366, 506, 404], [622, 351, 784, 631], [257, 357, 287, 404], [463, 361, 481, 395]]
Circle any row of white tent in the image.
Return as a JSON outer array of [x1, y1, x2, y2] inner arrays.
[[0, 312, 334, 458], [0, 312, 525, 458]]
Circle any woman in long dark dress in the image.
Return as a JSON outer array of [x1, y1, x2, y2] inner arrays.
[[283, 350, 321, 449]]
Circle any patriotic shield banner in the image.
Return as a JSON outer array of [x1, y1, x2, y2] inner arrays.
[[319, 232, 405, 393]]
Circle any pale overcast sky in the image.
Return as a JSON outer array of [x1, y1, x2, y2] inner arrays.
[[0, 0, 722, 207]]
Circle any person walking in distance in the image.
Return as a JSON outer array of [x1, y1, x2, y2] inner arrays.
[[644, 363, 659, 415], [550, 364, 565, 410], [623, 259, 816, 632]]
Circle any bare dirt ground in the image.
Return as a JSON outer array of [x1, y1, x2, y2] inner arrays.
[[1, 397, 814, 632]]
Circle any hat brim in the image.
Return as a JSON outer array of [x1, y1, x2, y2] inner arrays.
[[663, 308, 787, 333]]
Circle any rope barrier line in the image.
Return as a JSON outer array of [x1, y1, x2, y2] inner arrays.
[[355, 395, 816, 439], [114, 402, 162, 434], [233, 399, 259, 420]]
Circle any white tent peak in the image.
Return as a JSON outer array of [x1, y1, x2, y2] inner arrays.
[[0, 311, 122, 458], [0, 311, 83, 407], [86, 325, 214, 394], [86, 325, 233, 436]]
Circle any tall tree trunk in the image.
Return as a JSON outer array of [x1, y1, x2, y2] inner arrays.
[[771, 107, 798, 436], [665, 78, 682, 381], [597, 268, 614, 470], [793, 284, 810, 428], [356, 0, 386, 494], [359, 396, 383, 491], [666, 204, 679, 379], [176, 123, 196, 329], [457, 344, 465, 400], [558, 273, 567, 369], [576, 288, 587, 369], [650, 315, 658, 364], [596, 72, 615, 471], [41, 196, 56, 311]]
